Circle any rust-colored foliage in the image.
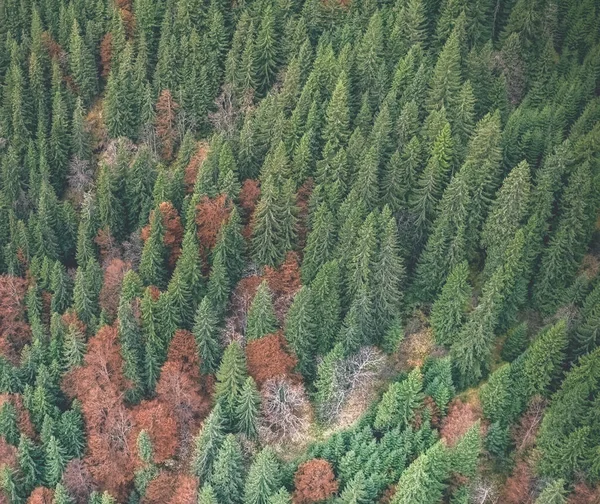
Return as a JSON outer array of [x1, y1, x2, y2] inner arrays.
[[95, 227, 120, 265], [568, 484, 600, 504], [416, 396, 442, 429], [41, 32, 63, 60], [296, 178, 314, 250], [511, 396, 546, 455], [26, 487, 54, 504], [293, 459, 338, 504], [63, 459, 97, 504], [155, 90, 179, 161], [184, 142, 209, 193], [0, 275, 31, 363], [156, 330, 213, 456], [62, 325, 135, 500], [0, 438, 17, 469], [440, 398, 484, 447], [0, 394, 36, 440], [246, 332, 298, 387], [62, 311, 87, 336], [239, 179, 261, 219], [264, 252, 302, 322], [100, 33, 112, 78], [99, 259, 130, 320], [195, 194, 233, 255], [142, 203, 184, 267], [501, 459, 536, 504], [131, 400, 178, 464], [142, 472, 198, 504]]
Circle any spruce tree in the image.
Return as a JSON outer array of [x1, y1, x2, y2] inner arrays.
[[192, 403, 225, 482], [193, 297, 221, 375], [139, 207, 168, 289], [215, 342, 248, 428], [311, 261, 342, 355], [244, 447, 281, 504], [301, 203, 336, 285], [374, 368, 424, 432], [235, 376, 261, 440], [0, 401, 19, 445], [430, 261, 471, 347], [17, 434, 42, 492], [209, 434, 245, 504], [284, 286, 317, 380], [253, 4, 279, 96], [44, 435, 67, 487], [246, 281, 278, 340]]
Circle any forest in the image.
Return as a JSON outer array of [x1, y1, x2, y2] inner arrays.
[[0, 0, 599, 502]]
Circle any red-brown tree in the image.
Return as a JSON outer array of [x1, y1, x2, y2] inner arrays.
[[440, 398, 484, 447], [195, 194, 233, 256], [246, 331, 298, 387], [0, 275, 31, 363], [293, 459, 338, 504], [99, 258, 130, 319], [26, 487, 54, 504], [155, 90, 179, 161]]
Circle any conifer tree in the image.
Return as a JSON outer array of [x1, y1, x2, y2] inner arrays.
[[209, 434, 245, 504], [198, 484, 219, 504], [63, 323, 86, 370], [268, 488, 292, 504], [314, 343, 344, 422], [0, 401, 19, 445], [193, 297, 221, 375], [17, 434, 42, 492], [69, 20, 97, 105], [73, 258, 102, 326], [139, 207, 168, 289], [254, 4, 279, 96], [375, 368, 424, 432], [301, 203, 336, 284], [244, 447, 281, 504], [118, 299, 145, 397], [338, 471, 370, 504], [481, 160, 531, 278], [246, 281, 278, 340], [450, 422, 481, 478], [193, 403, 225, 482], [215, 342, 248, 427], [427, 28, 462, 116], [235, 376, 261, 440], [285, 286, 317, 380], [44, 435, 67, 487], [311, 261, 342, 355], [324, 73, 351, 151], [430, 261, 471, 346]]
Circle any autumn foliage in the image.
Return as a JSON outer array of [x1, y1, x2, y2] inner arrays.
[[184, 142, 209, 193], [142, 202, 184, 267], [264, 252, 302, 321], [0, 394, 36, 439], [195, 194, 233, 255], [0, 275, 31, 363], [99, 258, 130, 319], [246, 331, 298, 387], [293, 459, 338, 504], [440, 398, 484, 447], [501, 459, 537, 504], [155, 90, 179, 161], [131, 400, 178, 463], [26, 487, 54, 504], [142, 472, 198, 504]]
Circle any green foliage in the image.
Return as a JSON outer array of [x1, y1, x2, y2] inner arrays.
[[244, 447, 281, 504], [375, 368, 424, 432], [246, 281, 278, 340]]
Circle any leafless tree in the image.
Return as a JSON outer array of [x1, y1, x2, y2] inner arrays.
[[259, 377, 309, 443], [122, 231, 143, 270], [471, 477, 500, 504], [68, 157, 95, 199]]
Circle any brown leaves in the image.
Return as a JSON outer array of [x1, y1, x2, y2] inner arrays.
[[155, 90, 179, 161], [440, 398, 484, 447], [183, 142, 209, 193], [100, 33, 112, 78], [142, 472, 198, 504], [195, 194, 233, 256], [99, 259, 130, 320], [26, 488, 54, 504], [246, 332, 298, 387], [293, 459, 338, 504], [132, 400, 178, 464], [0, 275, 31, 363], [142, 202, 184, 267]]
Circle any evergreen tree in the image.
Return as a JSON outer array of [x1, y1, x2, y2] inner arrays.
[[63, 323, 86, 370], [50, 260, 72, 314], [139, 207, 168, 289], [215, 342, 248, 427], [193, 404, 225, 482], [253, 4, 279, 95], [73, 258, 102, 326], [17, 434, 42, 492], [301, 203, 336, 285], [235, 376, 261, 440], [118, 299, 145, 397], [285, 286, 317, 380], [535, 480, 567, 504], [198, 484, 219, 504], [246, 281, 278, 340], [311, 261, 342, 355], [68, 20, 97, 105], [193, 297, 221, 375], [374, 368, 424, 432], [244, 447, 281, 504], [430, 261, 471, 346], [209, 434, 245, 504], [44, 435, 67, 487]]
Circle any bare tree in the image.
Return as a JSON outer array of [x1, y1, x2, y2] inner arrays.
[[122, 231, 143, 270], [259, 377, 309, 443]]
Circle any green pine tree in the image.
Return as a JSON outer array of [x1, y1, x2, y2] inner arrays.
[[246, 281, 278, 340]]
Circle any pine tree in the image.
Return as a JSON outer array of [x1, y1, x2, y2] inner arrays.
[[198, 484, 219, 504], [324, 72, 351, 151], [427, 28, 462, 116], [338, 471, 370, 504], [193, 403, 225, 482], [193, 297, 221, 375], [209, 434, 245, 504], [574, 283, 600, 356], [215, 342, 248, 427], [430, 261, 471, 346], [314, 343, 345, 423], [73, 258, 102, 326], [118, 299, 145, 397], [450, 422, 481, 478], [235, 376, 261, 439], [246, 281, 278, 340], [244, 447, 281, 504], [268, 488, 292, 504], [284, 286, 317, 380]]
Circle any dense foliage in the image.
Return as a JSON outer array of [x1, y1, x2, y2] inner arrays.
[[0, 0, 599, 502]]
